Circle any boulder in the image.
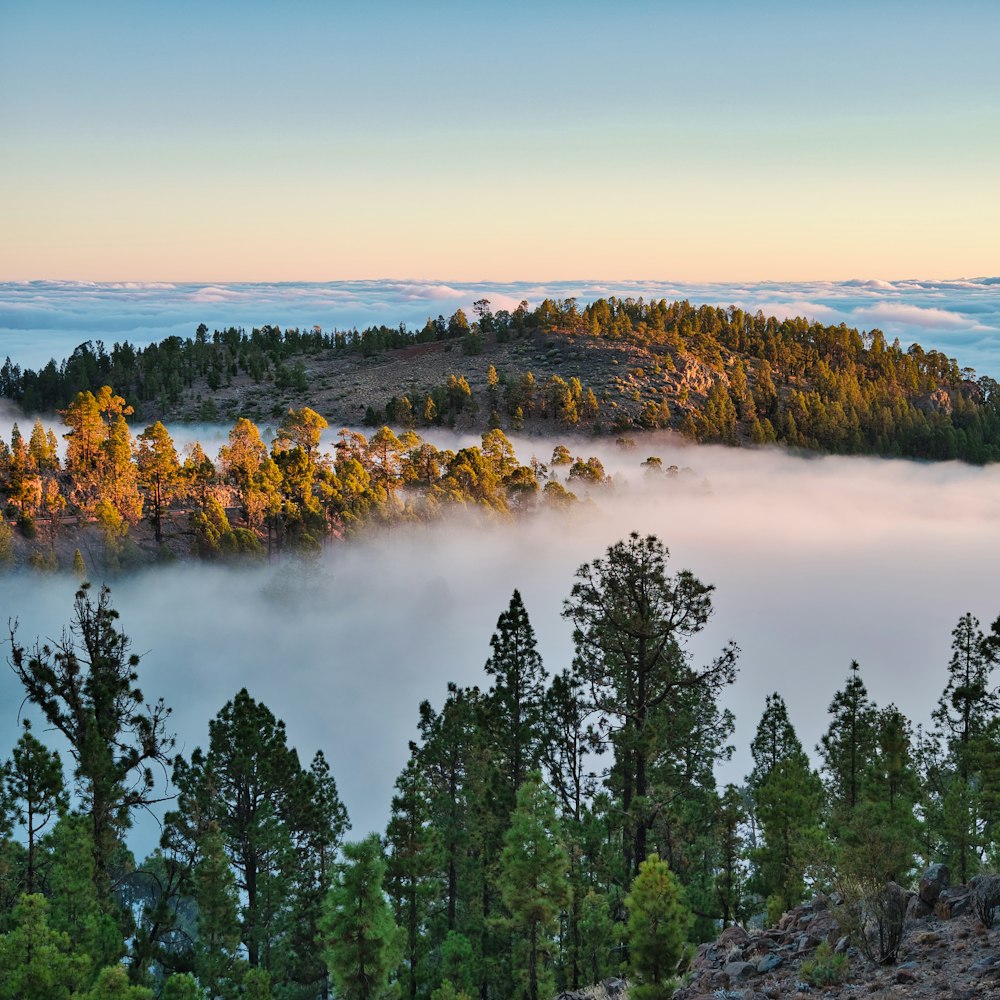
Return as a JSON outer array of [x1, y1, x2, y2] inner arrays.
[[756, 952, 783, 974], [935, 887, 971, 919], [907, 894, 934, 920], [723, 960, 756, 980], [717, 924, 750, 949], [918, 863, 950, 905]]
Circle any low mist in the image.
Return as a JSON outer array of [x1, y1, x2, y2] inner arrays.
[[0, 435, 997, 856]]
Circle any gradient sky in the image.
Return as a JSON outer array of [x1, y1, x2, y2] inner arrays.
[[1, 1, 998, 281]]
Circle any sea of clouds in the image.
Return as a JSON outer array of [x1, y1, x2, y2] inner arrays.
[[0, 277, 998, 377], [0, 433, 997, 855]]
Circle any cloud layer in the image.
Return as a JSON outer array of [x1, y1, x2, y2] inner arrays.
[[0, 435, 996, 855], [1, 277, 998, 376]]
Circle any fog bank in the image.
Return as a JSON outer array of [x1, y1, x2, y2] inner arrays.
[[0, 438, 997, 855]]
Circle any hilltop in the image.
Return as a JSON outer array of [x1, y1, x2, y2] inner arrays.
[[3, 297, 999, 463]]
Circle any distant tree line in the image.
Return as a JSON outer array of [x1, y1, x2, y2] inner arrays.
[[0, 534, 997, 997], [3, 297, 999, 462]]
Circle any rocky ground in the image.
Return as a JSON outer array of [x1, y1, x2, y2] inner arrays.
[[152, 328, 719, 435], [562, 867, 1000, 1000]]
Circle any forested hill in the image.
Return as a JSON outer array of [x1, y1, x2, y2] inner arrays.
[[3, 296, 1000, 463]]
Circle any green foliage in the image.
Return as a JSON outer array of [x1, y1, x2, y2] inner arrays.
[[499, 773, 570, 1000], [321, 834, 400, 1000], [430, 980, 472, 1000], [0, 893, 92, 1000], [160, 973, 204, 1000], [748, 694, 824, 914], [81, 964, 154, 999], [625, 855, 690, 1000], [242, 968, 272, 1000], [799, 940, 848, 987]]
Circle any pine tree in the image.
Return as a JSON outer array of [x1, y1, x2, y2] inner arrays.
[[930, 613, 998, 881], [563, 533, 738, 886], [190, 691, 297, 968], [484, 590, 547, 802], [498, 772, 570, 1000], [5, 719, 67, 894], [747, 695, 823, 919], [45, 815, 123, 976], [9, 584, 174, 901], [321, 834, 400, 1000], [192, 820, 241, 999], [386, 754, 441, 1000], [160, 973, 203, 1000], [81, 965, 153, 999], [625, 855, 690, 1000], [0, 894, 91, 1000], [136, 421, 183, 545], [818, 661, 878, 819]]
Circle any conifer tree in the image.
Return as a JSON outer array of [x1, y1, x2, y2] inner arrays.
[[484, 590, 547, 802], [5, 719, 66, 894], [818, 661, 878, 818], [81, 965, 153, 999], [747, 695, 823, 920], [563, 533, 738, 887], [578, 890, 616, 987], [45, 815, 123, 976], [498, 772, 570, 1000], [930, 612, 998, 881], [168, 689, 302, 972], [321, 834, 400, 1000], [136, 421, 183, 545], [192, 820, 241, 999], [625, 855, 690, 1000], [0, 893, 91, 1000], [160, 973, 203, 1000], [386, 754, 441, 1000], [9, 584, 174, 900]]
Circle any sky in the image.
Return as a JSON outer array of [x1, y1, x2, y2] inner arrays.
[[0, 432, 997, 852], [1, 1, 998, 282]]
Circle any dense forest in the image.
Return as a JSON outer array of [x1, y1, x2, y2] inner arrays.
[[2, 297, 1000, 463], [0, 535, 998, 999]]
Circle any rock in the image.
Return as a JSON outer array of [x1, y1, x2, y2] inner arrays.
[[602, 979, 626, 998], [907, 894, 934, 920], [936, 887, 971, 919], [834, 934, 850, 954], [919, 863, 950, 905], [718, 924, 751, 949], [723, 960, 756, 980], [756, 952, 783, 974], [896, 966, 919, 984]]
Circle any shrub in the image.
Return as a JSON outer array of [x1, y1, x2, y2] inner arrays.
[[833, 878, 908, 965], [972, 874, 1000, 928], [800, 940, 848, 986]]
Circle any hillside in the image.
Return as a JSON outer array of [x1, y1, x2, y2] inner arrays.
[[4, 297, 1000, 463]]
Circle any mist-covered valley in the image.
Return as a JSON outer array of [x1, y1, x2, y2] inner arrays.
[[1, 432, 995, 848]]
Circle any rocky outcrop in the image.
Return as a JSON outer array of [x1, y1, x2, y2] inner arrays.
[[673, 865, 1000, 1000]]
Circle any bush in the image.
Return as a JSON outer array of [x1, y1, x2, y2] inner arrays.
[[800, 940, 848, 986], [972, 873, 1000, 928], [833, 878, 908, 965]]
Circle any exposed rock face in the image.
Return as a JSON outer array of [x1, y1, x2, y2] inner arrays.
[[919, 863, 950, 905], [672, 865, 1000, 1000]]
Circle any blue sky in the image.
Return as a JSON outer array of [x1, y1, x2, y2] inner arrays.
[[1, 1, 998, 281]]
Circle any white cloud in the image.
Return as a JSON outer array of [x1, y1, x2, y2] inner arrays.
[[854, 302, 975, 330]]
